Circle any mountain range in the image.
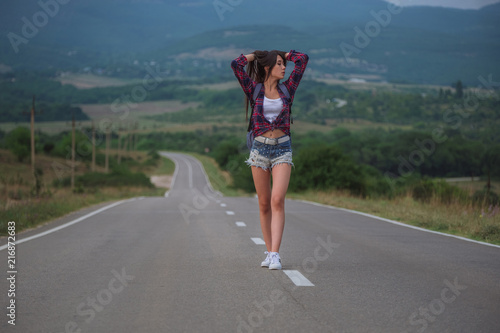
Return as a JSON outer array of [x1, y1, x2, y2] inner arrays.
[[1, 0, 499, 85]]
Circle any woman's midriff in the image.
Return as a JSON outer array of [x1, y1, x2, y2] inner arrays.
[[261, 129, 286, 138]]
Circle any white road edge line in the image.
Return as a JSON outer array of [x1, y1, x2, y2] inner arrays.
[[236, 222, 247, 227], [0, 199, 133, 251], [251, 238, 265, 245], [161, 152, 179, 198], [185, 156, 193, 189], [283, 270, 314, 287], [298, 199, 500, 249]]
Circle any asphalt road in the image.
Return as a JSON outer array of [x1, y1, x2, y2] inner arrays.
[[1, 152, 499, 333]]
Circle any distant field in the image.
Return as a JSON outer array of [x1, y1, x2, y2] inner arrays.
[[0, 112, 411, 136], [79, 100, 199, 120], [316, 78, 450, 93], [0, 100, 200, 134], [56, 73, 142, 89], [187, 81, 239, 91], [55, 72, 447, 94], [0, 74, 452, 136]]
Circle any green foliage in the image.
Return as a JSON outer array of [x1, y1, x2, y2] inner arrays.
[[292, 80, 500, 127], [56, 165, 153, 189], [227, 154, 254, 193], [359, 164, 393, 198], [473, 189, 499, 206], [0, 73, 90, 122], [454, 80, 464, 99], [5, 127, 31, 162], [51, 131, 94, 162], [142, 150, 161, 166], [475, 224, 500, 243], [212, 141, 253, 192], [290, 144, 366, 196], [411, 179, 468, 204], [213, 141, 240, 169], [137, 130, 245, 154]]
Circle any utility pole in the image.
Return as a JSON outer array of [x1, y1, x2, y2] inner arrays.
[[105, 126, 110, 173], [71, 111, 76, 190], [30, 96, 36, 177], [24, 95, 41, 178], [117, 126, 122, 165], [128, 123, 134, 151], [91, 121, 96, 172], [134, 121, 138, 151]]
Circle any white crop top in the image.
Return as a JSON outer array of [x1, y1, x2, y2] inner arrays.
[[263, 96, 283, 123]]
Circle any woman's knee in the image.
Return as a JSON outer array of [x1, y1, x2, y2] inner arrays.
[[271, 195, 285, 211], [259, 197, 272, 213]]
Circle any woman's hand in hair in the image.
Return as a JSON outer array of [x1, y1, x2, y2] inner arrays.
[[244, 53, 255, 62]]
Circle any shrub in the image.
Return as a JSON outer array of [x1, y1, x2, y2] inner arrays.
[[55, 165, 153, 189], [5, 127, 31, 162], [412, 179, 435, 203], [412, 179, 468, 204], [227, 154, 254, 192], [475, 225, 500, 242], [213, 141, 240, 170], [472, 189, 499, 206], [360, 165, 392, 198], [290, 144, 366, 196]]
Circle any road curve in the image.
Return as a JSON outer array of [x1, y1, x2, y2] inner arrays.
[[1, 152, 499, 333]]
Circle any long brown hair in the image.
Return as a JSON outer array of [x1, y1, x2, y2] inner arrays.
[[246, 50, 287, 121]]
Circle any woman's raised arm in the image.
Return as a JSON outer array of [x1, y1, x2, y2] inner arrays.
[[244, 53, 255, 62]]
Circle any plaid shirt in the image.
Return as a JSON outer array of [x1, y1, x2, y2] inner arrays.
[[231, 50, 309, 137]]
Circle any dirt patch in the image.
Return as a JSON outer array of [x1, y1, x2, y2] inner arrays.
[[150, 175, 172, 189]]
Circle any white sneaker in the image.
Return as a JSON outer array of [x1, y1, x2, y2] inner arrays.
[[269, 252, 282, 270], [261, 251, 271, 267]]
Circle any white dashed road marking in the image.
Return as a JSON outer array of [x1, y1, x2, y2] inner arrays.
[[283, 270, 315, 286], [251, 238, 266, 245]]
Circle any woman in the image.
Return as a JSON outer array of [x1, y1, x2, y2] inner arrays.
[[231, 49, 309, 270]]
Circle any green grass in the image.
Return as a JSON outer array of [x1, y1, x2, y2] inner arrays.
[[187, 152, 249, 197], [288, 190, 500, 246], [148, 154, 176, 176]]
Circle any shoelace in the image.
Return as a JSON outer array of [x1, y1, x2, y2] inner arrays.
[[270, 253, 281, 264]]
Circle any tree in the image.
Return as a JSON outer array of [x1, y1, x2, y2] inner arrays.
[[454, 80, 464, 99], [290, 144, 366, 195], [5, 127, 31, 162]]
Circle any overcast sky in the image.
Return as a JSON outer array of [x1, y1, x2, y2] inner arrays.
[[384, 0, 500, 9]]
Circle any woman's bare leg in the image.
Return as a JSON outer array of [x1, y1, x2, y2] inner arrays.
[[270, 164, 292, 253], [252, 166, 272, 252]]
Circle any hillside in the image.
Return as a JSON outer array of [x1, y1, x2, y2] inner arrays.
[[1, 0, 499, 85]]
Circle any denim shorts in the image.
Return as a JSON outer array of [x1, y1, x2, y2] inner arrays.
[[246, 136, 293, 171]]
